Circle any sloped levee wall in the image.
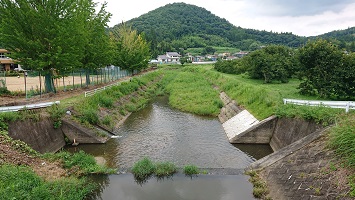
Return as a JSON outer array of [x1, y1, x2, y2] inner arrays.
[[61, 118, 109, 144], [270, 118, 323, 151], [8, 118, 66, 153], [8, 117, 110, 153], [219, 92, 324, 152]]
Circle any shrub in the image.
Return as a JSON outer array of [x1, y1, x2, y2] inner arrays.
[[183, 165, 199, 175], [131, 157, 156, 181], [155, 162, 177, 177]]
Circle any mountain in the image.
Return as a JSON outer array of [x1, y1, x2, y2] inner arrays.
[[112, 3, 353, 55]]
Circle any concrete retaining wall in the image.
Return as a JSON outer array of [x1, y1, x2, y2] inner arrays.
[[270, 118, 323, 151], [61, 118, 109, 144], [229, 116, 277, 144], [7, 117, 110, 153], [219, 92, 324, 152], [8, 118, 66, 153]]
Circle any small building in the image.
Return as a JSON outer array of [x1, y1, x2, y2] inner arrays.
[[0, 49, 18, 71], [234, 51, 249, 58], [157, 52, 181, 64]]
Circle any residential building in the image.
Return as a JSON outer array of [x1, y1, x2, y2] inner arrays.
[[0, 49, 18, 71], [157, 52, 181, 63]]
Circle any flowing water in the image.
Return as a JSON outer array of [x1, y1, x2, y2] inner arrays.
[[67, 96, 273, 200]]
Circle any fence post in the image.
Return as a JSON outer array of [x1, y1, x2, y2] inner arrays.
[[346, 102, 350, 113]]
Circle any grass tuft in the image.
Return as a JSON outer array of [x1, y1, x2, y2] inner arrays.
[[183, 165, 200, 176], [131, 157, 156, 181]]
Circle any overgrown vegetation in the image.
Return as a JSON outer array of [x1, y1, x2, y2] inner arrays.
[[42, 150, 116, 176], [275, 104, 343, 126], [0, 130, 114, 199], [131, 157, 200, 182], [0, 164, 95, 200], [131, 157, 156, 181], [73, 71, 162, 130], [183, 165, 200, 176], [329, 114, 355, 168], [245, 170, 270, 199], [164, 68, 222, 116]]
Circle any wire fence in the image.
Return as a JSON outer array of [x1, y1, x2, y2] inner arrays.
[[1, 66, 134, 98]]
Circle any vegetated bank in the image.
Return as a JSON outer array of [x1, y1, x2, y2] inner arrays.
[[149, 64, 354, 199], [1, 64, 354, 199]]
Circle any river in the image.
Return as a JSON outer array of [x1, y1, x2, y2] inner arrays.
[[67, 96, 273, 199]]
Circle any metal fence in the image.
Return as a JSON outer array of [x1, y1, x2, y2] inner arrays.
[[283, 98, 355, 113], [3, 66, 133, 98], [0, 71, 5, 88]]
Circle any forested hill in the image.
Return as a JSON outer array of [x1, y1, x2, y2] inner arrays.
[[113, 2, 306, 55]]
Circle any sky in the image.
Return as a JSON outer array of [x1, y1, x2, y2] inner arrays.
[[95, 0, 355, 37]]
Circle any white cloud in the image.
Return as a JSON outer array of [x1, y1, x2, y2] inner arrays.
[[95, 0, 355, 36]]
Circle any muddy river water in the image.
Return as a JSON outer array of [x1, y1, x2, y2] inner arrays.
[[67, 96, 273, 200]]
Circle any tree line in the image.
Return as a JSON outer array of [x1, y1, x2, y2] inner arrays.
[[0, 0, 150, 93], [214, 39, 355, 100]]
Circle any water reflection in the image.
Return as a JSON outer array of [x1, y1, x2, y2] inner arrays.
[[89, 174, 255, 200], [67, 96, 269, 169]]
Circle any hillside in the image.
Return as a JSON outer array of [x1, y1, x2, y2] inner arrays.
[[113, 3, 306, 56], [112, 2, 354, 55]]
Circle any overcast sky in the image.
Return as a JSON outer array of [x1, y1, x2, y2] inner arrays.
[[95, 0, 355, 37]]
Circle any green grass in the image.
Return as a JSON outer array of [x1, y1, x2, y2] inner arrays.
[[73, 71, 162, 127], [183, 165, 200, 176], [131, 157, 156, 181], [164, 70, 222, 116], [154, 162, 178, 177], [245, 170, 270, 199], [42, 150, 116, 176], [328, 113, 355, 168], [0, 164, 95, 199], [276, 104, 343, 126]]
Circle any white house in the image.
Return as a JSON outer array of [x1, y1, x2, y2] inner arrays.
[[157, 52, 181, 64]]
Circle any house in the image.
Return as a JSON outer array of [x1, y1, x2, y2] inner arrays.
[[0, 49, 18, 71], [234, 51, 249, 58], [157, 52, 181, 64]]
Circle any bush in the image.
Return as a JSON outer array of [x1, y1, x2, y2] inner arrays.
[[183, 165, 199, 175], [0, 87, 11, 95], [80, 108, 99, 125], [213, 59, 247, 74], [155, 162, 177, 177], [131, 157, 156, 181]]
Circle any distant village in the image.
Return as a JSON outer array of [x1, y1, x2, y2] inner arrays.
[[1, 48, 249, 72], [153, 51, 249, 64]]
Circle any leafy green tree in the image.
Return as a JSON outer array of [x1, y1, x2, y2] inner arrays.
[[80, 1, 112, 86], [298, 39, 355, 99], [0, 0, 88, 93], [111, 24, 150, 73], [202, 46, 216, 55], [245, 45, 295, 83]]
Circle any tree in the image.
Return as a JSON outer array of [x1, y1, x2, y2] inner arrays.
[[111, 24, 150, 73], [245, 45, 295, 83], [297, 39, 353, 99], [202, 46, 216, 55], [79, 1, 112, 86], [0, 0, 90, 93]]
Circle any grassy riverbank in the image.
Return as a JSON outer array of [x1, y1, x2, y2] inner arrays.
[[0, 130, 114, 199]]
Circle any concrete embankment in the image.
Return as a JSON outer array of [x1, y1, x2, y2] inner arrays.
[[8, 116, 110, 153], [218, 91, 323, 152]]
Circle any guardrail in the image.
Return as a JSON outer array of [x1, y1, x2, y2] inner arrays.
[[0, 101, 60, 113], [283, 99, 355, 113]]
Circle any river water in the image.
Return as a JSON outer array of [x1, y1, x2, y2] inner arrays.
[[67, 96, 273, 200]]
